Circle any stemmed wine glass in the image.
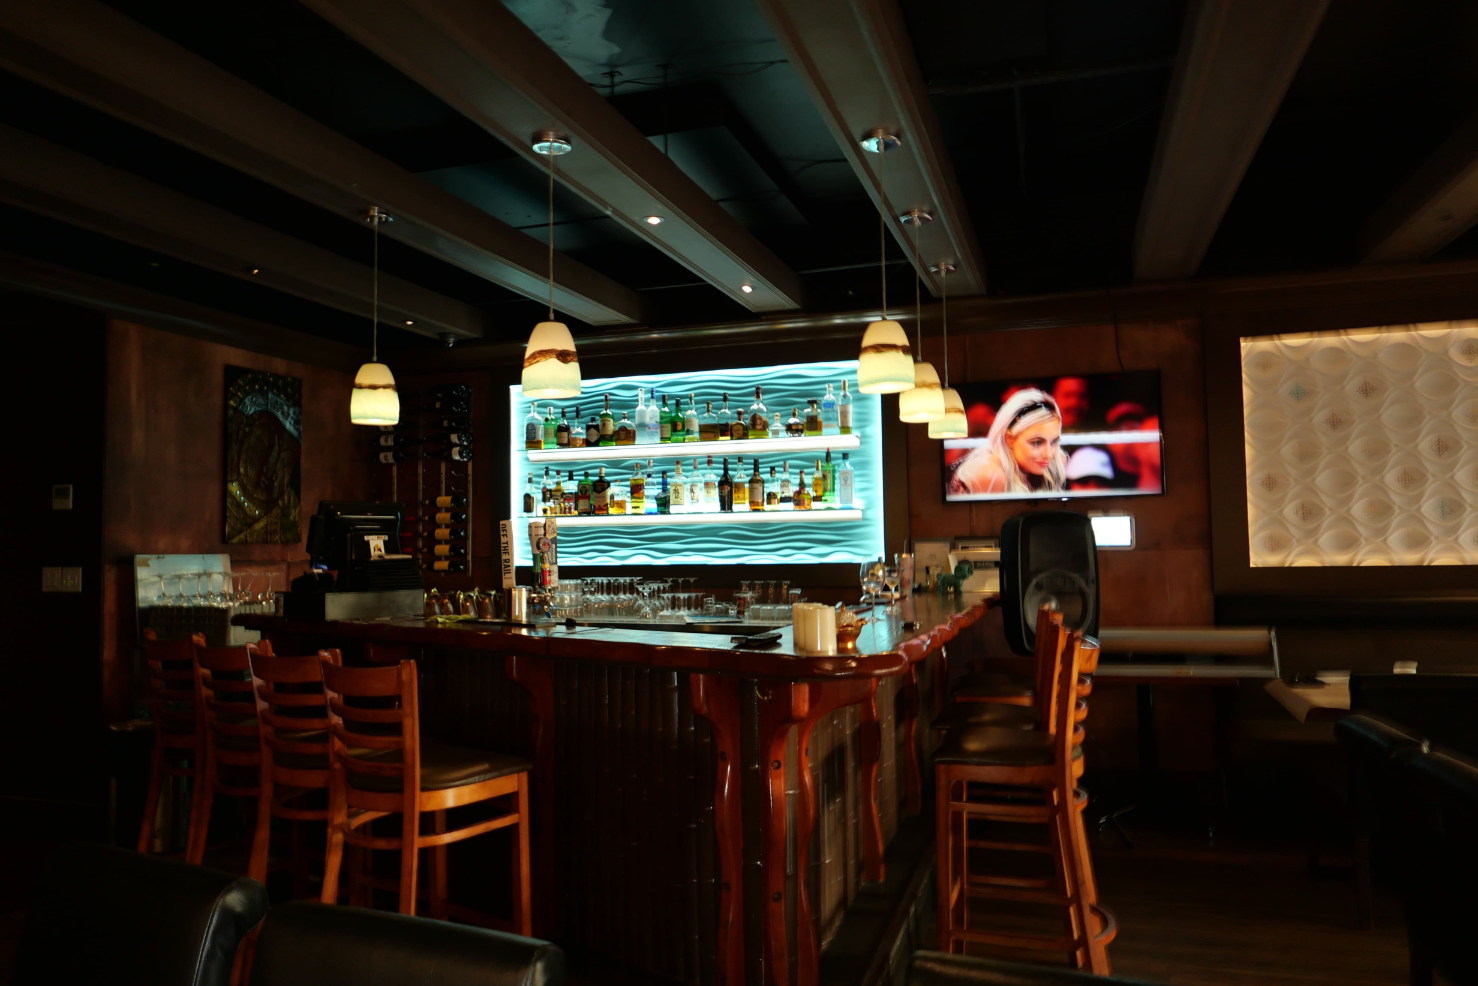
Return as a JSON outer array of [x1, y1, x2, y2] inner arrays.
[[881, 562, 901, 605], [858, 558, 884, 608]]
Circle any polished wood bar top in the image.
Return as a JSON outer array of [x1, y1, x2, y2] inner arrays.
[[236, 593, 993, 681]]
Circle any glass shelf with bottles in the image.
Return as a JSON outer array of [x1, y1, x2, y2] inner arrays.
[[521, 383, 860, 463]]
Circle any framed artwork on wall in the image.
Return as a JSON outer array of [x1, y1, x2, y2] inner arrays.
[[225, 365, 302, 544]]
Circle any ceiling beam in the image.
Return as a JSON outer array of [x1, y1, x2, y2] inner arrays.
[[1133, 0, 1330, 281], [301, 0, 803, 313], [1360, 109, 1478, 263], [0, 123, 486, 339], [749, 0, 985, 298], [0, 250, 369, 371], [0, 0, 642, 326]]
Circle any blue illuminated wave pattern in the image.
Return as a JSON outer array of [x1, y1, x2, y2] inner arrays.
[[509, 360, 884, 566]]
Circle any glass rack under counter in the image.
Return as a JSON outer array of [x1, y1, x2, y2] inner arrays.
[[508, 359, 884, 566]]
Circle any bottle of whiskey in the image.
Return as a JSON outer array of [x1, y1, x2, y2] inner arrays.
[[671, 460, 688, 513], [568, 405, 585, 448], [615, 412, 636, 445], [630, 460, 646, 515], [821, 383, 839, 435], [699, 401, 720, 442], [555, 408, 571, 448], [599, 396, 616, 447], [684, 396, 700, 442], [563, 471, 577, 515], [747, 387, 768, 437], [838, 380, 853, 434], [717, 458, 733, 511], [804, 400, 823, 437], [822, 449, 836, 502], [524, 405, 544, 450], [727, 393, 747, 441], [551, 473, 565, 515], [748, 458, 765, 510], [540, 468, 553, 512], [794, 471, 812, 510], [812, 460, 826, 504], [766, 467, 779, 508], [542, 405, 558, 449], [837, 452, 854, 506], [780, 463, 793, 508], [785, 408, 804, 437], [576, 472, 593, 516], [733, 457, 750, 510], [592, 466, 610, 516]]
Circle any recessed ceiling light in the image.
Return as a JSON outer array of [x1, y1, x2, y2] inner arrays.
[[250, 268, 260, 274], [643, 215, 664, 225], [741, 284, 754, 294], [405, 319, 415, 326]]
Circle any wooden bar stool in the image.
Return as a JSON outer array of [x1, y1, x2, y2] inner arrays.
[[247, 647, 342, 890], [138, 630, 207, 853], [934, 624, 1115, 972], [319, 658, 534, 932], [949, 607, 1064, 708], [187, 641, 271, 865]]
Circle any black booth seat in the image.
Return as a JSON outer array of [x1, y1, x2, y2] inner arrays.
[[908, 951, 1160, 985], [10, 842, 268, 986], [249, 901, 565, 986]]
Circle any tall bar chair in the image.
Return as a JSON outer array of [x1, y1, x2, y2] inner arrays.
[[139, 630, 207, 853], [320, 658, 534, 931], [934, 623, 1115, 971], [248, 647, 342, 890], [187, 641, 271, 865]]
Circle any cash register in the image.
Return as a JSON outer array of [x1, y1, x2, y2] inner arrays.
[[284, 501, 423, 620]]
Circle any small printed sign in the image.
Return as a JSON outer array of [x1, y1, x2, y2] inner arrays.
[[366, 534, 388, 559], [498, 520, 515, 588]]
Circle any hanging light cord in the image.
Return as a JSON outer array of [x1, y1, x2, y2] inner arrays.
[[878, 144, 887, 319], [547, 146, 555, 321], [941, 265, 949, 387], [371, 209, 379, 363], [913, 216, 922, 357]]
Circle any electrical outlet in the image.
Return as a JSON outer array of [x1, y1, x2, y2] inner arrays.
[[41, 567, 62, 592], [60, 567, 83, 592]]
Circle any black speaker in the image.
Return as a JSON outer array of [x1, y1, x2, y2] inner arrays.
[[1000, 511, 1099, 656]]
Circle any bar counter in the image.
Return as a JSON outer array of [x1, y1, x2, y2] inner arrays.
[[238, 594, 993, 986]]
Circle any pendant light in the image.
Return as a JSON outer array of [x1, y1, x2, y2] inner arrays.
[[897, 209, 946, 422], [857, 130, 914, 394], [522, 131, 581, 399], [928, 263, 967, 438], [350, 206, 399, 425]]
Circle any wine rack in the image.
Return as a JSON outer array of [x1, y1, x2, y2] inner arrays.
[[375, 383, 473, 584]]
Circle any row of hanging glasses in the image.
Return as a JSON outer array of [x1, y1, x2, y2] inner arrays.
[[144, 570, 278, 611], [543, 577, 765, 621]]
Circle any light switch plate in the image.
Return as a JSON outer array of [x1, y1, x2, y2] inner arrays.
[[60, 567, 83, 592], [41, 567, 61, 592], [51, 484, 73, 510]]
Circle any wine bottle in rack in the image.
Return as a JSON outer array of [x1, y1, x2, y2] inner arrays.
[[431, 511, 468, 524], [377, 450, 410, 464], [377, 433, 426, 447], [432, 527, 469, 540], [425, 444, 473, 462], [424, 559, 467, 573], [425, 495, 468, 508], [432, 543, 468, 557]]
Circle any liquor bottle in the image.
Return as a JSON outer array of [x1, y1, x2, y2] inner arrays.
[[726, 393, 746, 441], [747, 458, 765, 510], [424, 559, 467, 573], [804, 400, 823, 437], [644, 459, 659, 515], [425, 495, 468, 509], [433, 511, 469, 524], [609, 481, 628, 515], [540, 468, 553, 511], [585, 412, 600, 448], [811, 460, 826, 504], [837, 452, 854, 506], [598, 396, 616, 447], [568, 405, 585, 448], [717, 458, 734, 511], [821, 384, 839, 435], [656, 471, 671, 514], [780, 462, 793, 507], [524, 405, 544, 450], [433, 527, 469, 540], [698, 401, 720, 442], [785, 408, 804, 437], [630, 460, 646, 515], [659, 394, 673, 443], [733, 457, 750, 510], [838, 380, 853, 434], [551, 472, 565, 515], [615, 412, 636, 445], [522, 474, 538, 516], [718, 394, 734, 440], [671, 460, 687, 513], [794, 471, 812, 510], [822, 449, 836, 502], [426, 445, 473, 462], [645, 388, 661, 445], [542, 405, 557, 449], [556, 408, 571, 449], [576, 472, 593, 516], [633, 389, 650, 445], [377, 450, 410, 464], [684, 396, 700, 442], [700, 455, 716, 511], [766, 467, 779, 509], [562, 471, 577, 515], [746, 387, 768, 437], [432, 542, 468, 557], [670, 398, 687, 443], [688, 459, 703, 512], [592, 466, 610, 516]]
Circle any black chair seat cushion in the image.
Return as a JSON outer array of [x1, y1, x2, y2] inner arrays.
[[951, 673, 1034, 700], [12, 842, 268, 986], [930, 702, 1037, 732], [908, 950, 1155, 985], [934, 725, 1079, 767], [349, 740, 531, 793], [250, 900, 563, 986]]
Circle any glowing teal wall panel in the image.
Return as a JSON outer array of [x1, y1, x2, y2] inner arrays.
[[508, 360, 884, 566]]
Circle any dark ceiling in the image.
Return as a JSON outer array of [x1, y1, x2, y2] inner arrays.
[[3, 0, 1477, 357]]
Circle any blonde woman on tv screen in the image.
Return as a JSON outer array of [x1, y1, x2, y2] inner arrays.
[[947, 388, 1067, 495]]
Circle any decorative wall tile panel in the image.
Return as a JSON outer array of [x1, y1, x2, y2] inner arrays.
[[1243, 321, 1478, 566]]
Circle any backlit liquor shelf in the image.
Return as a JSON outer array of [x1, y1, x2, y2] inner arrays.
[[547, 502, 865, 527], [524, 433, 861, 463]]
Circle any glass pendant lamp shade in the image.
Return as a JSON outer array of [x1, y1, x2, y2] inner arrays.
[[521, 319, 582, 398], [857, 318, 914, 393], [350, 361, 399, 425], [898, 360, 946, 421], [928, 386, 967, 438]]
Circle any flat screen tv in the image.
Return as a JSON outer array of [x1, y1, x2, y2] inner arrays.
[[942, 371, 1163, 501]]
